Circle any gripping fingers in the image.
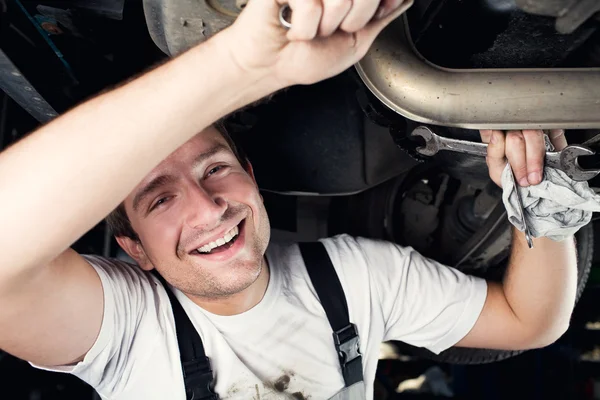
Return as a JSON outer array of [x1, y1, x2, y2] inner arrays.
[[375, 0, 408, 19], [480, 129, 493, 144], [548, 129, 567, 151], [284, 0, 323, 40], [318, 0, 352, 36], [483, 130, 507, 187], [340, 0, 409, 33], [339, 0, 379, 33], [505, 130, 529, 187], [522, 129, 545, 185]]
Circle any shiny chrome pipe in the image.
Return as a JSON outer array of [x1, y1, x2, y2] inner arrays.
[[355, 15, 600, 130]]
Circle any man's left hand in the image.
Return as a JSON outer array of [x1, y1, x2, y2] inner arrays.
[[480, 129, 567, 188]]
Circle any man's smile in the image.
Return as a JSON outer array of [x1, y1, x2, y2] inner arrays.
[[188, 219, 247, 262], [196, 224, 239, 254]]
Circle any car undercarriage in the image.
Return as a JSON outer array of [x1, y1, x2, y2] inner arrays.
[[2, 0, 600, 397]]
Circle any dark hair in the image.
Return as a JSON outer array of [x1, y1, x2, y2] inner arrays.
[[105, 122, 248, 241]]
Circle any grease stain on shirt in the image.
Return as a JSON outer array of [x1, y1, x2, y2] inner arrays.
[[274, 375, 291, 392]]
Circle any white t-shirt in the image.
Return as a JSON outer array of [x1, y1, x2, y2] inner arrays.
[[33, 234, 487, 399]]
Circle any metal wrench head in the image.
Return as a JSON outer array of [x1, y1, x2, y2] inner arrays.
[[559, 145, 600, 181], [410, 126, 440, 156]]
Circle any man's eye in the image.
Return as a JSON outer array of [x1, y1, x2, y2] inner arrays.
[[207, 165, 225, 177], [150, 196, 170, 211]]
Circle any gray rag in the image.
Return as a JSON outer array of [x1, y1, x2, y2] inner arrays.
[[501, 164, 600, 241]]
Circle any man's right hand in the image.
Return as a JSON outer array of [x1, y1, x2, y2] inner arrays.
[[225, 0, 413, 88]]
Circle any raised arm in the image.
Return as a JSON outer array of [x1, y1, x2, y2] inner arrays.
[[456, 129, 577, 350], [0, 0, 411, 366]]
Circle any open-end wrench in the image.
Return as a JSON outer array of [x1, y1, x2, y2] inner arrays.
[[410, 126, 600, 182]]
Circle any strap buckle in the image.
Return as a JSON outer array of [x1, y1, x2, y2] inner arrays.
[[333, 324, 361, 366]]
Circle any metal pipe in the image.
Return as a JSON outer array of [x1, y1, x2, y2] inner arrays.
[[355, 15, 600, 130]]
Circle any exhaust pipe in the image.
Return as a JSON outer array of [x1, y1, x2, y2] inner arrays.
[[355, 15, 600, 130]]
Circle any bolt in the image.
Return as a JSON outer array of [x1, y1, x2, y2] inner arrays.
[[24, 86, 32, 91], [236, 0, 248, 9]]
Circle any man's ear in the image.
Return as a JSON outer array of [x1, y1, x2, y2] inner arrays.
[[115, 236, 154, 271]]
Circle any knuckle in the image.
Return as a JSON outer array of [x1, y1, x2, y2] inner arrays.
[[339, 4, 372, 32], [522, 130, 544, 145], [328, 0, 349, 11], [527, 159, 544, 170], [522, 129, 543, 138], [340, 18, 360, 32], [513, 164, 528, 176], [303, 0, 322, 15], [486, 145, 499, 157], [383, 0, 398, 9], [506, 130, 525, 144]]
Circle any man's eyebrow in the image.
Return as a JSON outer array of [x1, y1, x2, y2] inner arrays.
[[193, 143, 231, 167], [131, 144, 231, 213], [132, 174, 178, 212]]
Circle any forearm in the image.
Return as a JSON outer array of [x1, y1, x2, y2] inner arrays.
[[503, 229, 578, 343], [0, 30, 278, 277]]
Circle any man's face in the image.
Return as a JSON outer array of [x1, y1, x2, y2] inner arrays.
[[119, 127, 270, 299]]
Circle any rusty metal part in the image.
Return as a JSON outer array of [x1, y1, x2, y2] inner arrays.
[[355, 15, 600, 130], [143, 0, 236, 56], [410, 126, 600, 181]]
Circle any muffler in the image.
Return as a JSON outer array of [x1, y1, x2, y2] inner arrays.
[[355, 15, 600, 130]]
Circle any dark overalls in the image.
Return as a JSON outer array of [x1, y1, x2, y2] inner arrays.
[[157, 242, 365, 400]]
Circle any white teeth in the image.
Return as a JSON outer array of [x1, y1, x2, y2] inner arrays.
[[197, 224, 240, 253]]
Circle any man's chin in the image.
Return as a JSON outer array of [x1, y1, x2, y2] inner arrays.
[[188, 261, 263, 299]]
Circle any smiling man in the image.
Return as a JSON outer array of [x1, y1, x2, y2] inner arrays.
[[0, 0, 578, 399], [111, 129, 272, 315]]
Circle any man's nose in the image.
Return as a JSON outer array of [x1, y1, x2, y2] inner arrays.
[[184, 185, 227, 229]]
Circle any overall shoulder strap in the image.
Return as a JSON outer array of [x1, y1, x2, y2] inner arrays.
[[298, 242, 364, 387], [153, 273, 218, 400]]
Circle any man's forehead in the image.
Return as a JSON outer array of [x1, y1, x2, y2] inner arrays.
[[158, 128, 228, 169], [162, 128, 228, 165], [128, 129, 231, 199]]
